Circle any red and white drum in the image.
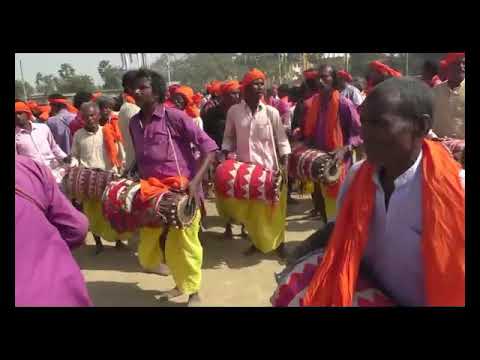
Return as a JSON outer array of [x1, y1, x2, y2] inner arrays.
[[215, 159, 283, 203], [289, 145, 343, 185], [271, 249, 396, 307], [62, 166, 117, 201]]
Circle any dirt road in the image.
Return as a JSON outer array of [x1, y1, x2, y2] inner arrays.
[[73, 195, 322, 307]]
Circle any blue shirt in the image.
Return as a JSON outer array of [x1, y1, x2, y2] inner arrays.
[[47, 109, 76, 154]]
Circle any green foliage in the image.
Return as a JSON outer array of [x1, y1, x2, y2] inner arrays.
[[98, 60, 124, 89], [35, 72, 57, 95], [15, 80, 35, 99]]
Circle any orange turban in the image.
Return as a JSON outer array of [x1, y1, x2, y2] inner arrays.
[[445, 52, 465, 66], [26, 100, 38, 112], [303, 69, 319, 80], [48, 98, 78, 113], [206, 80, 222, 96], [15, 102, 33, 120], [370, 60, 402, 78], [337, 70, 353, 82], [241, 68, 266, 88], [36, 105, 51, 121], [91, 91, 103, 101], [221, 80, 241, 95], [192, 92, 204, 107], [175, 85, 200, 118]]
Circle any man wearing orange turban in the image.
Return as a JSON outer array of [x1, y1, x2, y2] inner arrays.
[[218, 68, 291, 257], [201, 80, 223, 119], [431, 52, 465, 149], [173, 85, 203, 129], [336, 69, 364, 107], [47, 94, 77, 154]]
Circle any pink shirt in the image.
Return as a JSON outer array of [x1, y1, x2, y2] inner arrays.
[[222, 100, 291, 170], [15, 123, 67, 168]]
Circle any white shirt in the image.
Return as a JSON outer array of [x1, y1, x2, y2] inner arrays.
[[71, 127, 112, 171], [336, 152, 465, 306], [222, 100, 291, 170], [118, 102, 141, 170]]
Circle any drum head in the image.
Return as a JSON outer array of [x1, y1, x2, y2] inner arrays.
[[323, 160, 343, 184], [176, 195, 197, 227]]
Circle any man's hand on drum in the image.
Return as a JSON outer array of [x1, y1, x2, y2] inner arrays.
[[332, 145, 352, 164]]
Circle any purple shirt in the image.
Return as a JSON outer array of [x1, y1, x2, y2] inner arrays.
[[129, 104, 218, 181], [15, 123, 67, 167], [47, 109, 76, 154], [15, 155, 91, 307], [312, 95, 363, 150]]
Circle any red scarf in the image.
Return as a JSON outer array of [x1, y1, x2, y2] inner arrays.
[[303, 140, 465, 306], [102, 114, 124, 168]]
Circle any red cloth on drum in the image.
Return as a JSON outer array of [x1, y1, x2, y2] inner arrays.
[[139, 176, 188, 202], [103, 114, 124, 168], [302, 140, 465, 306]]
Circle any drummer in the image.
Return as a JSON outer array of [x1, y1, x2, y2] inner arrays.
[[297, 64, 362, 224], [219, 68, 291, 257], [287, 77, 464, 306], [129, 69, 218, 306], [70, 101, 127, 254], [15, 101, 71, 182]]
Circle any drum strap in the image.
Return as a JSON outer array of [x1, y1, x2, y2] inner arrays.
[[164, 110, 184, 184]]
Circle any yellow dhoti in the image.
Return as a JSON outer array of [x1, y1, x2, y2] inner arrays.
[[137, 210, 202, 295], [215, 187, 287, 254]]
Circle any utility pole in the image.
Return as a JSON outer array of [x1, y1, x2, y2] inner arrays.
[[405, 53, 409, 76], [19, 59, 28, 100], [278, 53, 282, 84], [166, 54, 171, 83]]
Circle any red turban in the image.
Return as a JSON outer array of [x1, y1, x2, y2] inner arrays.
[[91, 91, 103, 101], [206, 80, 222, 96], [241, 68, 266, 88], [15, 102, 33, 120], [303, 69, 319, 80], [48, 98, 78, 113], [444, 53, 465, 66], [221, 80, 241, 95], [168, 84, 181, 97], [337, 70, 353, 82], [192, 92, 204, 107], [370, 60, 402, 78], [174, 85, 200, 118], [439, 59, 448, 71]]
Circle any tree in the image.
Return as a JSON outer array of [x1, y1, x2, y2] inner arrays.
[[98, 60, 124, 89], [56, 74, 96, 94], [15, 80, 35, 99], [58, 63, 76, 80], [35, 72, 57, 95]]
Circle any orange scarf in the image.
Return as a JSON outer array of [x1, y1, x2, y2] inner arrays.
[[139, 176, 189, 202], [102, 115, 124, 167], [302, 90, 346, 197], [303, 140, 465, 306], [122, 93, 136, 104]]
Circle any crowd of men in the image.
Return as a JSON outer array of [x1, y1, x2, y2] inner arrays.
[[15, 52, 465, 307]]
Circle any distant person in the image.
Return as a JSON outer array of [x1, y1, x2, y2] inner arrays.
[[422, 60, 442, 87], [337, 70, 364, 107], [352, 76, 368, 102], [366, 60, 402, 93], [118, 70, 141, 172], [432, 53, 465, 140], [47, 94, 77, 154], [15, 101, 70, 183], [201, 80, 222, 119], [276, 84, 292, 134], [15, 155, 91, 307], [69, 91, 93, 137], [172, 85, 204, 129]]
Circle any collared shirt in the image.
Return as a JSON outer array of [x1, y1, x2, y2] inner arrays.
[[15, 155, 91, 307], [222, 100, 292, 170], [336, 152, 465, 306], [71, 126, 112, 170], [47, 109, 76, 154], [15, 122, 67, 168], [341, 84, 364, 107], [129, 104, 218, 180], [432, 79, 465, 139], [118, 101, 141, 170]]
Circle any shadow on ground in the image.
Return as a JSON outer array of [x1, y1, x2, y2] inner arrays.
[[86, 281, 188, 307]]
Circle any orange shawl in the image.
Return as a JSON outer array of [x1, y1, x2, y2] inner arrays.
[[302, 90, 345, 197], [102, 115, 124, 167], [303, 140, 465, 306], [139, 176, 188, 202], [122, 93, 136, 104]]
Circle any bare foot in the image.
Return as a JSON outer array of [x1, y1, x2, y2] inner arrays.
[[188, 293, 201, 306], [243, 245, 258, 256], [158, 287, 183, 301]]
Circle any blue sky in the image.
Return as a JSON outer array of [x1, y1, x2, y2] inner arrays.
[[14, 53, 165, 87]]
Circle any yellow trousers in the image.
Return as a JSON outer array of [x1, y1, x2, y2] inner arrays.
[[137, 210, 202, 295], [215, 187, 287, 254], [83, 199, 133, 241]]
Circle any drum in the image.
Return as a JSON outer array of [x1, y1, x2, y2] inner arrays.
[[271, 249, 396, 307], [215, 159, 283, 203], [62, 166, 117, 201], [289, 145, 343, 185], [102, 178, 197, 233]]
